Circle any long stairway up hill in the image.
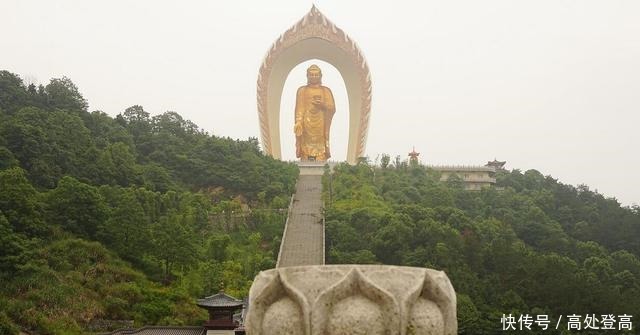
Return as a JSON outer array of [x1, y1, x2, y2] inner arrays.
[[276, 165, 325, 267]]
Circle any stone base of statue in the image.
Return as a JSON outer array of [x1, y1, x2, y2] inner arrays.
[[296, 161, 333, 176], [245, 265, 457, 335]]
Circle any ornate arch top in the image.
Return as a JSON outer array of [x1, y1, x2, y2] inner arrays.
[[257, 5, 372, 164]]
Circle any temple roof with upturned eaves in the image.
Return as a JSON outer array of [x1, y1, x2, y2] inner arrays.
[[196, 291, 243, 308]]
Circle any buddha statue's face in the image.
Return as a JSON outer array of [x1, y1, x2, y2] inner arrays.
[[307, 69, 322, 85]]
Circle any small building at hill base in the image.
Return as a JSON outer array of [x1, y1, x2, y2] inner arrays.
[[196, 291, 244, 335]]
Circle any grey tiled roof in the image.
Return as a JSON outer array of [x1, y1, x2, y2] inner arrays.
[[106, 326, 205, 335], [196, 292, 243, 308]]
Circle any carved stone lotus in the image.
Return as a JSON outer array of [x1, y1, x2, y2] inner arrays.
[[245, 265, 457, 335]]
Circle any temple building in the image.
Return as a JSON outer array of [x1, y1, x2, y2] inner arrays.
[[486, 158, 507, 170], [408, 147, 504, 191], [196, 291, 244, 334], [430, 165, 498, 190]]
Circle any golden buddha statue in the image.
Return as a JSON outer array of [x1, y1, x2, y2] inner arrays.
[[294, 65, 336, 161]]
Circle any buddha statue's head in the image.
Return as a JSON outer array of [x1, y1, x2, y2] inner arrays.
[[307, 64, 322, 85]]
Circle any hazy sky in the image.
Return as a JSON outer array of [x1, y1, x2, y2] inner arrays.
[[2, 1, 639, 206]]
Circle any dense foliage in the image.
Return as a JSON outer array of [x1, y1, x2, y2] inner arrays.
[[325, 160, 640, 334], [3, 69, 639, 334], [0, 71, 297, 334]]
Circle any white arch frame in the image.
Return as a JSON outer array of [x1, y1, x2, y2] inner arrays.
[[257, 6, 372, 164]]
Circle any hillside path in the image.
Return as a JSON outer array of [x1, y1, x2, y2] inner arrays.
[[276, 166, 324, 267]]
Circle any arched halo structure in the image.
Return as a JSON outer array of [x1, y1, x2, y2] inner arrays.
[[257, 5, 372, 164]]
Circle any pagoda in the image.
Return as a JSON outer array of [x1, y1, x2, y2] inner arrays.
[[408, 147, 420, 164], [196, 291, 244, 334], [486, 158, 506, 170]]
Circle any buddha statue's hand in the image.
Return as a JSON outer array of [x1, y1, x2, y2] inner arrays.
[[312, 96, 325, 109]]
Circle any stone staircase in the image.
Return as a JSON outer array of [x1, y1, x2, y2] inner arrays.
[[250, 163, 459, 335], [276, 165, 325, 267]]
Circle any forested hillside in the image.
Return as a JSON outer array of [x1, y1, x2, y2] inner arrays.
[[3, 69, 639, 335], [0, 71, 298, 334], [324, 161, 640, 334]]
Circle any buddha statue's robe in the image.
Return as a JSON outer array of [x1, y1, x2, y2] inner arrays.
[[294, 84, 335, 161]]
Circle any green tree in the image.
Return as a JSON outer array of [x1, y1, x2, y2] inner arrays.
[[97, 190, 150, 262], [84, 110, 133, 149], [0, 213, 31, 274], [151, 212, 198, 281], [97, 142, 138, 186], [120, 105, 153, 156], [0, 147, 18, 170], [46, 176, 107, 239], [45, 76, 88, 113], [0, 167, 45, 236], [0, 71, 28, 114], [380, 154, 390, 169], [1, 107, 97, 187]]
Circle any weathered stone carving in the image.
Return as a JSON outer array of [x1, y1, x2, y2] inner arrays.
[[245, 265, 457, 335]]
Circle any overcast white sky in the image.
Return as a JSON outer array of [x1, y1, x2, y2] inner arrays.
[[2, 1, 639, 206]]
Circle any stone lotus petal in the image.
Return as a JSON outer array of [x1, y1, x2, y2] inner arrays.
[[281, 266, 345, 304], [245, 270, 310, 335], [422, 269, 457, 335], [365, 268, 425, 334], [311, 268, 400, 335]]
